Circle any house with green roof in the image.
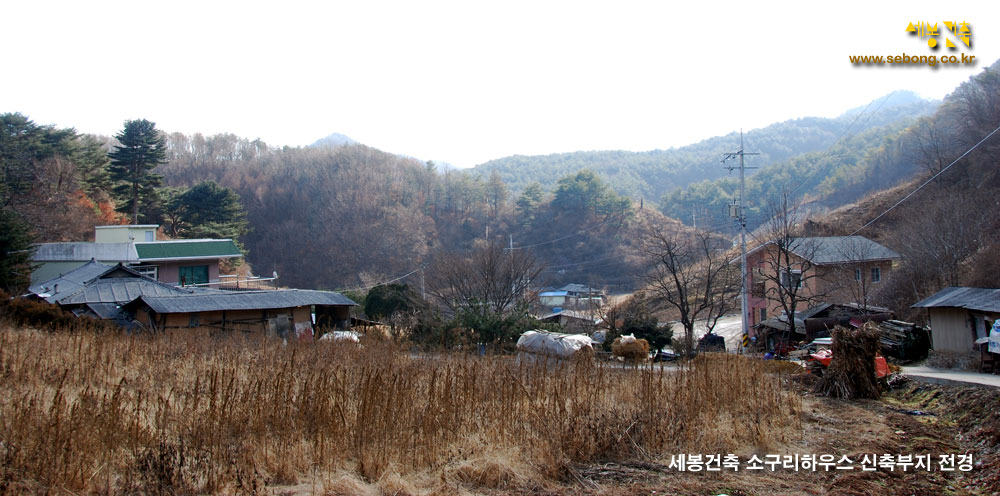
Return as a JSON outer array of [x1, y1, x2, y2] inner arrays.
[[32, 225, 243, 288]]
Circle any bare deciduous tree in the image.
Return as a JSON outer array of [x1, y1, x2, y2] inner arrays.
[[426, 240, 543, 346], [754, 195, 828, 339], [828, 236, 890, 312], [642, 224, 739, 356]]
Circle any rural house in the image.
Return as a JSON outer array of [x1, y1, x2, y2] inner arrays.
[[539, 309, 601, 333], [28, 261, 198, 323], [745, 236, 900, 329], [31, 224, 243, 288], [29, 261, 357, 337], [124, 290, 355, 337], [911, 287, 1000, 353], [556, 284, 606, 308]]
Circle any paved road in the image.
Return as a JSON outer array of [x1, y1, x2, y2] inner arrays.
[[667, 314, 744, 352], [902, 366, 1000, 389]]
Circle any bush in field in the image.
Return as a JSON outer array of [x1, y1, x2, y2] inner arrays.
[[0, 292, 81, 329]]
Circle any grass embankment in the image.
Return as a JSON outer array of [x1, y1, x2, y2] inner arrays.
[[0, 326, 800, 494]]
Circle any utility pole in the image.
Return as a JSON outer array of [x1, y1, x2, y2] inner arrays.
[[722, 131, 758, 353]]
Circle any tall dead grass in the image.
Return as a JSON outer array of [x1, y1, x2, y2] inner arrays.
[[0, 325, 800, 493]]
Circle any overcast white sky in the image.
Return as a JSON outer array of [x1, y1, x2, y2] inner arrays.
[[2, 1, 997, 168]]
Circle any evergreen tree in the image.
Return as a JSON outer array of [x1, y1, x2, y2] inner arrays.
[[74, 135, 112, 198], [1, 113, 76, 208], [0, 209, 35, 293], [108, 119, 166, 223], [169, 181, 249, 240]]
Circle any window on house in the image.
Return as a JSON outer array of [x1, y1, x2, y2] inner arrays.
[[871, 267, 881, 283], [760, 308, 767, 322], [178, 265, 209, 286], [144, 230, 154, 242], [780, 269, 802, 289], [134, 265, 158, 281], [188, 312, 200, 327], [855, 268, 862, 281], [751, 282, 765, 298]]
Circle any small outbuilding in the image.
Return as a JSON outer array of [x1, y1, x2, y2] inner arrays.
[[912, 287, 1000, 353]]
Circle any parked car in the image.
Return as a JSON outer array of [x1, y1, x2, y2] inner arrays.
[[652, 350, 677, 362]]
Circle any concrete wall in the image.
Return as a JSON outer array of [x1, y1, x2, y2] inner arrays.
[[95, 225, 158, 243]]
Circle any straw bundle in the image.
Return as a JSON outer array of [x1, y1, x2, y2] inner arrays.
[[816, 323, 882, 399], [612, 336, 650, 363]]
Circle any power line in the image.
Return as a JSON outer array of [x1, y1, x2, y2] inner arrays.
[[545, 255, 623, 269], [850, 121, 1000, 236], [506, 213, 623, 250], [543, 259, 632, 272], [784, 91, 896, 199], [335, 266, 422, 293]]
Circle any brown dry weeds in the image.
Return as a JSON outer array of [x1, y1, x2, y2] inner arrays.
[[0, 326, 800, 494]]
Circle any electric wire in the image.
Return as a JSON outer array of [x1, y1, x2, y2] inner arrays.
[[335, 266, 422, 293], [505, 213, 624, 250], [849, 121, 1000, 236]]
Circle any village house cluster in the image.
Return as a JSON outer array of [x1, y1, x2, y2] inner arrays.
[[27, 225, 354, 338], [23, 226, 1000, 369]]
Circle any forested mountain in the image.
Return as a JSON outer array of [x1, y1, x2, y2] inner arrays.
[[157, 138, 650, 290], [4, 61, 998, 304], [472, 91, 937, 200], [794, 59, 1000, 317], [662, 60, 1000, 237]]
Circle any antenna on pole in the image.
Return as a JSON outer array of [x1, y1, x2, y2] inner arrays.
[[722, 130, 759, 354]]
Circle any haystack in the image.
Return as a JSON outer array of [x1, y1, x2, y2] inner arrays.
[[815, 323, 882, 399], [611, 334, 649, 363]]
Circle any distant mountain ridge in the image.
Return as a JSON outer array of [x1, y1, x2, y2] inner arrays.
[[310, 133, 358, 148], [471, 91, 939, 201]]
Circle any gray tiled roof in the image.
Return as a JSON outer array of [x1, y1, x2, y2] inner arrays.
[[29, 259, 112, 303], [911, 287, 1000, 313], [558, 284, 603, 294], [133, 289, 356, 314], [56, 274, 193, 305], [787, 236, 900, 264]]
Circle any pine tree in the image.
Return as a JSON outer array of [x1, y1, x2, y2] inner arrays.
[[0, 209, 35, 293], [108, 119, 166, 224], [169, 180, 249, 240]]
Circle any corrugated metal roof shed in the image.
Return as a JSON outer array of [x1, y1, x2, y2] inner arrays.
[[134, 289, 356, 314], [33, 242, 138, 262], [29, 259, 112, 302], [134, 240, 241, 260], [911, 287, 1000, 313]]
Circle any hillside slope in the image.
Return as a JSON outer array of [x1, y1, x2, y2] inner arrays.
[[472, 91, 937, 200]]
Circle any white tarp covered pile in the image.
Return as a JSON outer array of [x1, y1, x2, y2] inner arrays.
[[516, 330, 593, 359], [319, 330, 361, 343]]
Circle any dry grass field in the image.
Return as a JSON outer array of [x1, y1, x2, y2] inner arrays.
[[0, 324, 992, 495], [0, 324, 803, 494]]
